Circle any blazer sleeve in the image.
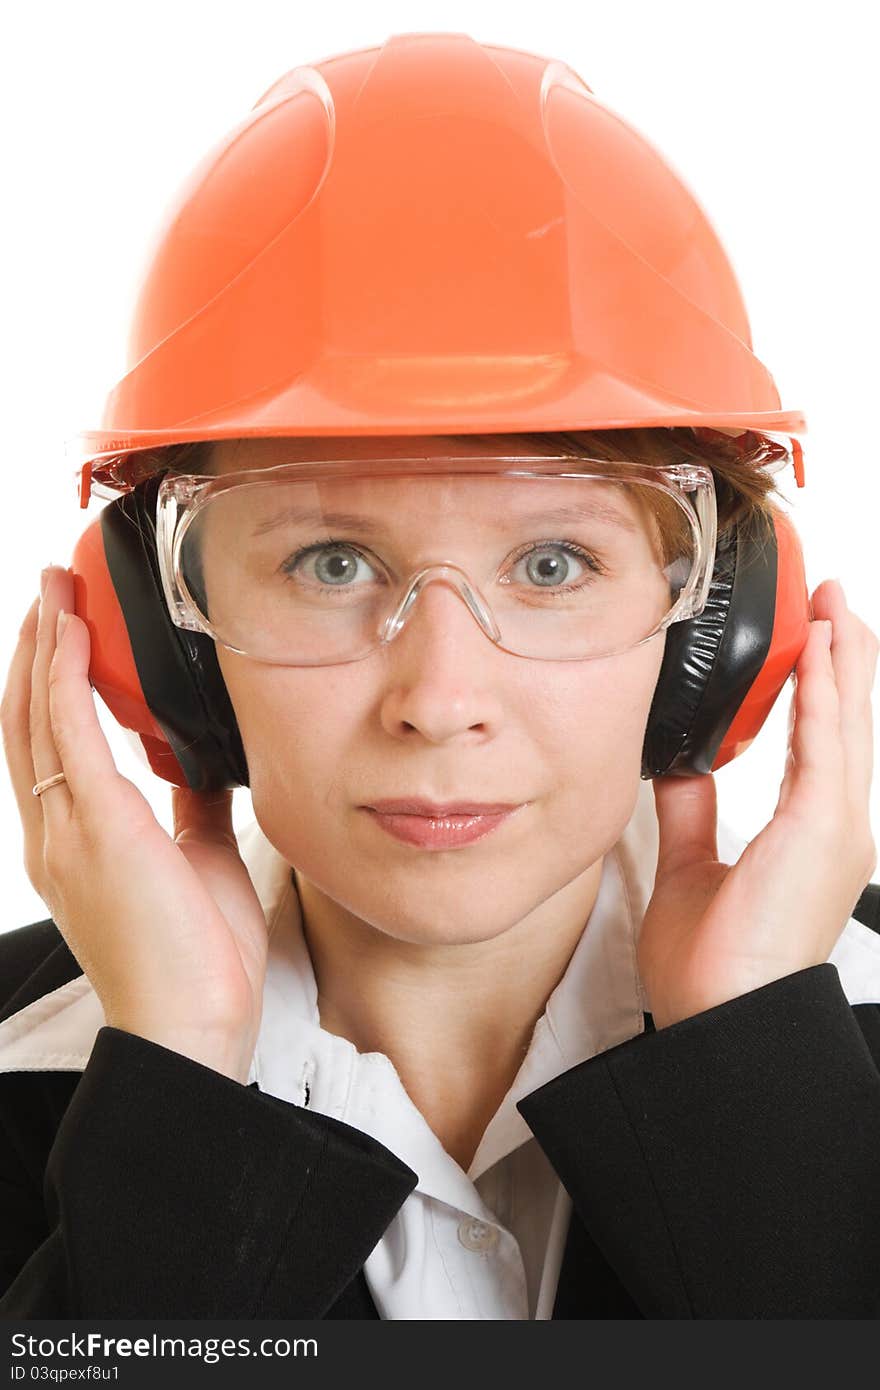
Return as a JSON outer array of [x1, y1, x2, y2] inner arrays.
[[517, 961, 880, 1318], [0, 1026, 418, 1318]]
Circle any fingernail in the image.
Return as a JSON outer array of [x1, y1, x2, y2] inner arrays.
[[56, 611, 69, 643], [39, 567, 50, 598]]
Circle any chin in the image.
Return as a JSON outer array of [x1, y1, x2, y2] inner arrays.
[[330, 868, 539, 945]]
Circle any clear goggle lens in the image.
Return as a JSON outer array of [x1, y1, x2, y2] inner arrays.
[[167, 466, 711, 663]]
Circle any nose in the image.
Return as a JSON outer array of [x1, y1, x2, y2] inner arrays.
[[377, 572, 507, 744]]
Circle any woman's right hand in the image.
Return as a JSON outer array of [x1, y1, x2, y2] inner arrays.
[[0, 565, 270, 1083]]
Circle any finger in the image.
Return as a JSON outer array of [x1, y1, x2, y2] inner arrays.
[[775, 685, 798, 816], [1, 595, 44, 841], [784, 617, 844, 813], [819, 583, 876, 811], [29, 568, 75, 822], [652, 771, 718, 874], [46, 608, 133, 832]]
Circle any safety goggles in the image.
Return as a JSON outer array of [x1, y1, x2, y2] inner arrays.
[[155, 455, 718, 664]]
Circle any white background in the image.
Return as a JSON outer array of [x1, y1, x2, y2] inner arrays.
[[1, 0, 877, 930]]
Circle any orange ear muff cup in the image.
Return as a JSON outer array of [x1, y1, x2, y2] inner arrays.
[[642, 505, 810, 778], [70, 515, 191, 785], [71, 473, 249, 791], [708, 509, 810, 771]]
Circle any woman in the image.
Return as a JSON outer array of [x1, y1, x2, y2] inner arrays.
[[1, 34, 879, 1320]]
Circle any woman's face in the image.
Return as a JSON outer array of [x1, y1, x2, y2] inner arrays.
[[210, 435, 668, 945]]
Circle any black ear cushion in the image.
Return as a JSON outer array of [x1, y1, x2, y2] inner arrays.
[[100, 472, 250, 791], [641, 513, 778, 779]]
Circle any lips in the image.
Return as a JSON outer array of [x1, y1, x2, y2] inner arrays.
[[362, 801, 523, 850], [365, 799, 521, 816]]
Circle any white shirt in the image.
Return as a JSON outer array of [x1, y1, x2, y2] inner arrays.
[[2, 779, 880, 1319]]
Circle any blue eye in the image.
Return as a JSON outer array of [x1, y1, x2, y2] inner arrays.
[[507, 541, 602, 591], [282, 542, 379, 587], [518, 544, 581, 587], [312, 544, 365, 585]]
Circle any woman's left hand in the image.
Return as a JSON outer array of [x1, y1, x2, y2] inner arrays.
[[637, 578, 879, 1030]]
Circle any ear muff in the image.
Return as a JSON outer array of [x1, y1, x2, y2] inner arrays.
[[71, 472, 249, 791], [642, 504, 811, 778]]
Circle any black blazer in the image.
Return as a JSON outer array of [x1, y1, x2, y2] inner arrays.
[[1, 885, 879, 1320]]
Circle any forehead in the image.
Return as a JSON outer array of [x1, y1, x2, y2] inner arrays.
[[206, 434, 565, 474], [198, 455, 657, 547]]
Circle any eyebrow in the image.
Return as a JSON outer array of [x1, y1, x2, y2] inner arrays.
[[250, 504, 640, 537]]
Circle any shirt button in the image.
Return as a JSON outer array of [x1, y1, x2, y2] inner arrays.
[[457, 1218, 499, 1253]]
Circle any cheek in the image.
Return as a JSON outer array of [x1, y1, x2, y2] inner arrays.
[[534, 638, 664, 774], [532, 638, 665, 856], [217, 653, 353, 803]]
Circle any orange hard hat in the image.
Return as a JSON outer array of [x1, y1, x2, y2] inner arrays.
[[74, 31, 806, 503]]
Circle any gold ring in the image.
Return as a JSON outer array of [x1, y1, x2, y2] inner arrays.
[[32, 772, 68, 796]]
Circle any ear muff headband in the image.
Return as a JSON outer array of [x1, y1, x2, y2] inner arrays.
[[71, 478, 809, 789]]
